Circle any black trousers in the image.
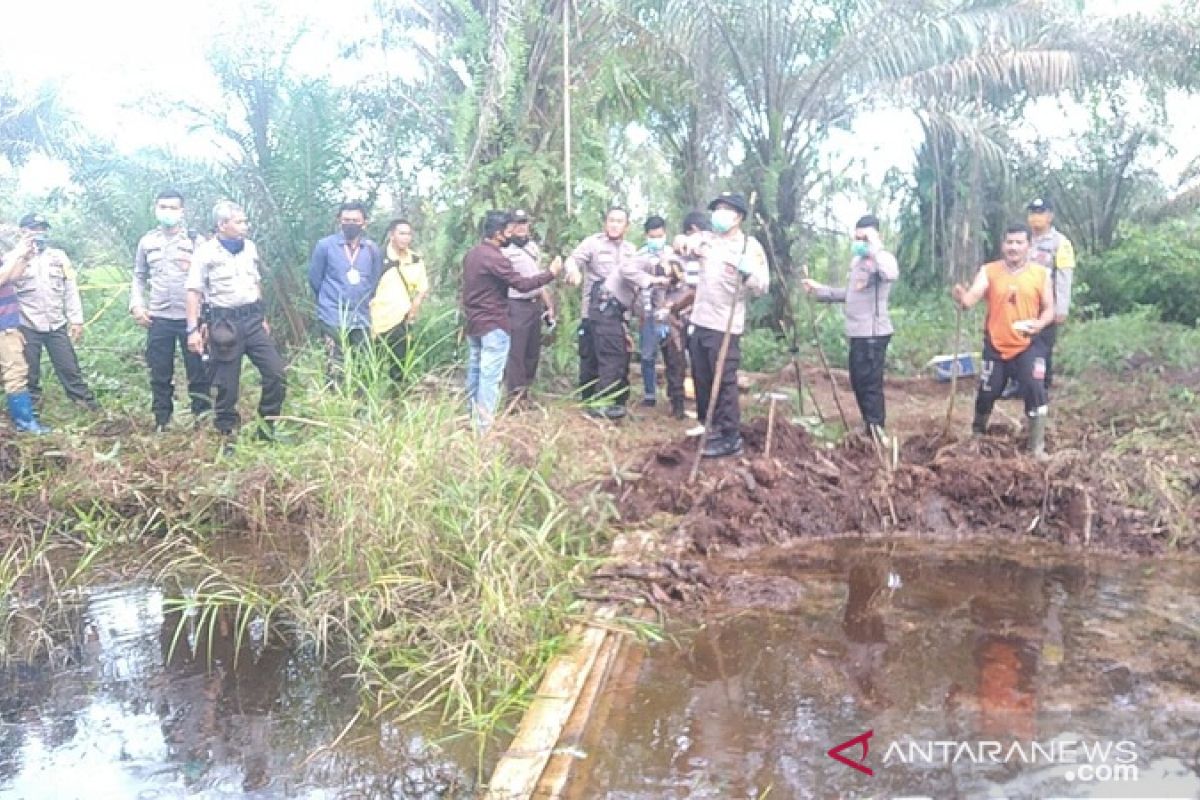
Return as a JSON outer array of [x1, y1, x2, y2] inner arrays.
[[976, 337, 1048, 422], [505, 297, 543, 396], [321, 323, 369, 385], [21, 325, 97, 408], [210, 308, 287, 434], [662, 324, 687, 406], [147, 317, 211, 425], [578, 319, 598, 401], [591, 314, 630, 406], [380, 323, 410, 384], [1035, 323, 1058, 390], [689, 325, 742, 439], [848, 335, 890, 428]]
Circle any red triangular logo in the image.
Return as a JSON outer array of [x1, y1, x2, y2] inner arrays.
[[827, 730, 875, 776]]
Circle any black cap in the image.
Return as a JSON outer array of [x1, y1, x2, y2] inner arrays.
[[707, 192, 749, 216], [1027, 198, 1053, 213], [19, 213, 50, 230], [510, 209, 531, 223]]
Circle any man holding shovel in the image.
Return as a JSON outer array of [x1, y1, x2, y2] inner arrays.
[[683, 192, 769, 458], [952, 223, 1055, 460]]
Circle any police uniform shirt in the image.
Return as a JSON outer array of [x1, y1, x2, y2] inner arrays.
[[15, 247, 84, 332], [131, 229, 201, 320], [601, 248, 658, 311], [186, 238, 263, 309], [504, 241, 546, 300], [568, 234, 638, 318], [1030, 228, 1076, 319], [687, 232, 770, 336]]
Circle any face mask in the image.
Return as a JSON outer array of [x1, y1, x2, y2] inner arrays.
[[711, 209, 738, 234], [852, 241, 871, 258], [509, 235, 529, 249], [31, 233, 48, 252], [645, 237, 666, 253], [218, 237, 245, 255], [156, 209, 183, 228], [341, 223, 363, 240]]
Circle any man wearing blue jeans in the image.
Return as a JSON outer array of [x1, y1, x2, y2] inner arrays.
[[461, 211, 563, 433]]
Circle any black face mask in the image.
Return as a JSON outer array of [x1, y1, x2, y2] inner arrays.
[[508, 235, 530, 249], [341, 223, 363, 241]]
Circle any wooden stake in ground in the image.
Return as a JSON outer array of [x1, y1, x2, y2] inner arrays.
[[688, 191, 757, 485], [763, 392, 788, 459]]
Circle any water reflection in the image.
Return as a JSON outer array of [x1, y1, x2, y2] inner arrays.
[[0, 584, 478, 799], [577, 541, 1200, 799]]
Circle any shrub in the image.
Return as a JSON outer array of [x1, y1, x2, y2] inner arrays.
[[1081, 221, 1200, 326]]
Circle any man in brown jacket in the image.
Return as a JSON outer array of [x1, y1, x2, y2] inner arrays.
[[462, 211, 562, 433]]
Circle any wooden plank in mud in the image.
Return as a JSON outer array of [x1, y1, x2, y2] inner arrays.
[[483, 530, 656, 800]]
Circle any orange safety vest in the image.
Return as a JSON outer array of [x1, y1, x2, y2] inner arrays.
[[983, 261, 1048, 360]]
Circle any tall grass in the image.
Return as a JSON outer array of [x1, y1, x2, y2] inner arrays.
[[1, 265, 610, 736]]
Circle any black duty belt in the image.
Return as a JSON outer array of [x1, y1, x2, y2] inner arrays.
[[509, 296, 542, 303], [210, 301, 263, 319]]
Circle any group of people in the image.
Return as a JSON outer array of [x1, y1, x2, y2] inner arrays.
[[459, 191, 769, 457], [0, 189, 1073, 461], [803, 198, 1073, 460]]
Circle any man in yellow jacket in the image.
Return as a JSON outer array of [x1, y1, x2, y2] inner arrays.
[[370, 218, 429, 383]]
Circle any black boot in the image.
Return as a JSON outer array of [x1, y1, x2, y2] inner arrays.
[[702, 433, 744, 459], [972, 412, 990, 436], [671, 398, 685, 420]]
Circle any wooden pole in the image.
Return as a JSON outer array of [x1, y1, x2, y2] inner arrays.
[[562, 0, 572, 217]]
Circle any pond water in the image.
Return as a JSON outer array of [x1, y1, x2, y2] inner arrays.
[[0, 584, 482, 799], [572, 539, 1200, 800]]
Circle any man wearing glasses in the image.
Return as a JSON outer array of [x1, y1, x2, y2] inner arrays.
[[802, 214, 899, 444]]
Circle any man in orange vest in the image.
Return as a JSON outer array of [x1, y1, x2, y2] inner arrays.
[[952, 223, 1056, 459]]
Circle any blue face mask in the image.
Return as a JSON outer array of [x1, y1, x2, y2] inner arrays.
[[852, 241, 871, 258], [218, 237, 245, 255], [711, 209, 738, 234], [645, 237, 666, 253]]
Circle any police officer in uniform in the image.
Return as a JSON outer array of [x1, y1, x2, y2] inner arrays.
[[13, 213, 100, 411], [503, 209, 556, 401], [185, 201, 286, 440], [566, 207, 638, 405], [586, 229, 669, 420], [682, 193, 769, 457], [131, 189, 212, 431], [1026, 198, 1075, 390]]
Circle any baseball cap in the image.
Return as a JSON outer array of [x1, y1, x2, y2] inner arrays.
[[19, 213, 51, 230], [1027, 198, 1053, 213], [707, 192, 749, 216]]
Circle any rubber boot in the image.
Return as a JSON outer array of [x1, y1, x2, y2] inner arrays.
[[671, 397, 685, 420], [972, 412, 990, 436], [7, 391, 51, 434], [1028, 414, 1048, 462]]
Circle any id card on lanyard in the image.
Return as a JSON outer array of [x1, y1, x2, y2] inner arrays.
[[344, 242, 362, 286]]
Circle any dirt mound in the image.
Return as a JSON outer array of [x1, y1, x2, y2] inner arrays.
[[609, 418, 1184, 562]]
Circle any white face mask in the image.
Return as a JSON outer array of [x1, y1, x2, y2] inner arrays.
[[711, 209, 738, 234]]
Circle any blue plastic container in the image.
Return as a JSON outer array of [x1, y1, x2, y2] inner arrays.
[[927, 352, 978, 382]]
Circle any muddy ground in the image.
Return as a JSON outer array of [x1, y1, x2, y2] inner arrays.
[[591, 364, 1200, 608]]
